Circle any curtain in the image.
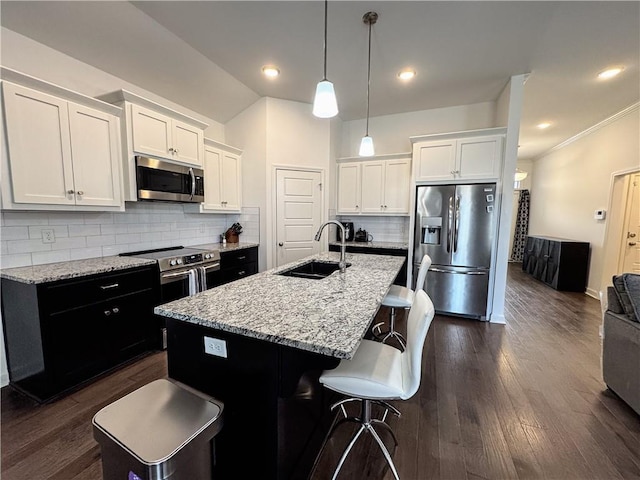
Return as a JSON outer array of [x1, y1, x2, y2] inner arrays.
[[511, 189, 530, 262]]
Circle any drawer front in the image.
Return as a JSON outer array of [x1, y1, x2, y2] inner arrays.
[[220, 247, 258, 269], [222, 262, 258, 284], [43, 266, 156, 314]]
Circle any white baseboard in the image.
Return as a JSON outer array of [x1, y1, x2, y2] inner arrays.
[[490, 313, 506, 324], [586, 288, 600, 300]]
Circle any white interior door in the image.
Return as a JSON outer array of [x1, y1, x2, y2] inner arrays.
[[276, 169, 322, 267], [620, 173, 640, 273]]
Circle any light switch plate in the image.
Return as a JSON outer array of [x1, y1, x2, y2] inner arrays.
[[204, 336, 228, 358]]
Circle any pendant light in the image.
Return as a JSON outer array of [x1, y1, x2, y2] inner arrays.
[[359, 11, 378, 157], [312, 0, 338, 118]]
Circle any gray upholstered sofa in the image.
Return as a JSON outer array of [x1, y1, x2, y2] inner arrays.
[[602, 273, 640, 415]]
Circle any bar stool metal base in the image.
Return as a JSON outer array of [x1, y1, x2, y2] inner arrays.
[[372, 307, 406, 351], [326, 398, 401, 480]]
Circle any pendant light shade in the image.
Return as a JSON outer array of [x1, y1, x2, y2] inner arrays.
[[359, 12, 378, 157], [313, 0, 338, 118], [313, 80, 338, 118], [359, 135, 375, 156]]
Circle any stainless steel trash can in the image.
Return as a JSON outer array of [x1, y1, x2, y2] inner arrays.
[[93, 379, 223, 480]]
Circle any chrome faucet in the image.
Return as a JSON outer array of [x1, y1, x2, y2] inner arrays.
[[315, 220, 347, 273]]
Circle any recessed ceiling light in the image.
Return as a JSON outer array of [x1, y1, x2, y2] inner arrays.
[[537, 122, 552, 130], [397, 69, 416, 81], [262, 65, 280, 78], [597, 66, 624, 80]]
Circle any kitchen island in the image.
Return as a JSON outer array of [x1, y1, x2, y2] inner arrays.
[[154, 252, 405, 479]]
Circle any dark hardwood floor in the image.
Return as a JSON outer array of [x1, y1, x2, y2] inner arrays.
[[2, 264, 639, 479]]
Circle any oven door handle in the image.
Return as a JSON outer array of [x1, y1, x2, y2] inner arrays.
[[162, 270, 192, 281], [201, 262, 220, 272], [198, 263, 220, 292]]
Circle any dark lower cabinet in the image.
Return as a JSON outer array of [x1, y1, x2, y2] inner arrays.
[[1, 266, 157, 402], [220, 246, 258, 284], [167, 318, 339, 480], [522, 236, 590, 291], [329, 244, 408, 285]]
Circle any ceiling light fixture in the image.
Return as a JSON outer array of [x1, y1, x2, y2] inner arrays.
[[598, 66, 624, 80], [262, 65, 280, 78], [514, 169, 528, 182], [359, 11, 378, 157], [537, 122, 551, 130], [398, 69, 416, 81], [312, 0, 338, 118]]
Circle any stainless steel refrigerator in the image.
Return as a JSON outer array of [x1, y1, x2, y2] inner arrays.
[[414, 183, 496, 320]]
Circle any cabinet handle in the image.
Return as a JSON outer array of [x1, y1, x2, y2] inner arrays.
[[104, 310, 111, 316], [451, 170, 456, 175], [100, 283, 119, 290], [238, 270, 246, 275], [112, 307, 120, 314], [237, 256, 246, 260], [630, 242, 637, 246]]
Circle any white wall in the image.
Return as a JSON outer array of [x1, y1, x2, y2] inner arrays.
[[1, 27, 225, 140], [529, 105, 640, 297], [226, 98, 269, 271], [341, 102, 496, 157]]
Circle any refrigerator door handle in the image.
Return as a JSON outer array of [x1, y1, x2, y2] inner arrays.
[[454, 195, 460, 252], [447, 196, 454, 253], [430, 267, 487, 275]]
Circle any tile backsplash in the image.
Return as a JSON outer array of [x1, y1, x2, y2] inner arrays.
[[0, 203, 260, 269], [336, 215, 409, 243]]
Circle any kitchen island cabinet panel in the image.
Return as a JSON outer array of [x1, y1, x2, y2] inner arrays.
[[167, 318, 339, 479]]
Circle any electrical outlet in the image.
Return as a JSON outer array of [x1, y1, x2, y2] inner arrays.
[[204, 336, 228, 358], [41, 229, 55, 244]]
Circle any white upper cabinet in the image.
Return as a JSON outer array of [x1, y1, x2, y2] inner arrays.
[[412, 130, 505, 183], [1, 73, 123, 211], [200, 139, 242, 213], [131, 105, 204, 166], [337, 162, 361, 214], [98, 90, 208, 201], [337, 154, 411, 215]]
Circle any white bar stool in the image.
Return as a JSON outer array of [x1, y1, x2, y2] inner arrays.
[[319, 290, 435, 480], [373, 254, 432, 350]]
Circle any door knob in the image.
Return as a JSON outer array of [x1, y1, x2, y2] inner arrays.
[[279, 242, 284, 247]]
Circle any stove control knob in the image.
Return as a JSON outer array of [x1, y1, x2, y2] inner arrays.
[[170, 260, 177, 266], [205, 253, 211, 259], [177, 259, 183, 265]]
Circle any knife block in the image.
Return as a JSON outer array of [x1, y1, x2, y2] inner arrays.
[[225, 231, 239, 243]]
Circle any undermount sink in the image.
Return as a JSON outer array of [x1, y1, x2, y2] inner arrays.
[[277, 260, 351, 280]]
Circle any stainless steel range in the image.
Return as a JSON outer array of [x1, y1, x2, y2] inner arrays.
[[120, 245, 221, 348]]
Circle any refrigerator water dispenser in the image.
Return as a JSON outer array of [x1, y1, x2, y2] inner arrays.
[[421, 217, 442, 245]]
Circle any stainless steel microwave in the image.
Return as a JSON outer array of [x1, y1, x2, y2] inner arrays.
[[136, 156, 204, 203]]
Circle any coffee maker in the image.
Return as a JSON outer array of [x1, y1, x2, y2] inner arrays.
[[336, 221, 354, 242]]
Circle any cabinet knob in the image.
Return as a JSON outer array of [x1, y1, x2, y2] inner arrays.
[[238, 270, 246, 275], [104, 310, 111, 316], [630, 242, 637, 246], [174, 149, 179, 155], [355, 205, 359, 209], [168, 147, 174, 153], [381, 205, 384, 208], [112, 307, 120, 314], [77, 191, 84, 196], [384, 205, 387, 208], [67, 190, 75, 195], [279, 242, 284, 247]]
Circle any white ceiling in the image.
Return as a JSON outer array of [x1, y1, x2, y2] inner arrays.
[[1, 1, 638, 160]]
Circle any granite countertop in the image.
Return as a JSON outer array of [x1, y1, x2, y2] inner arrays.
[[329, 240, 408, 250], [0, 256, 156, 284], [191, 242, 259, 253], [154, 252, 404, 359]]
